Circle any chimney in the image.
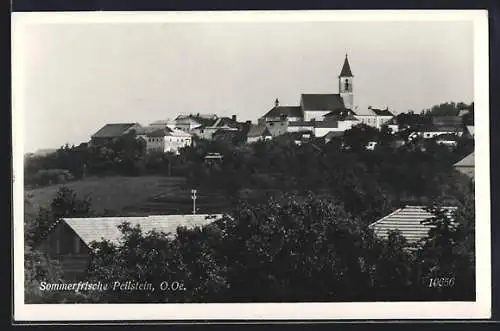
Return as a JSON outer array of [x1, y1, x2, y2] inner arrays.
[[232, 114, 237, 121], [275, 98, 279, 107]]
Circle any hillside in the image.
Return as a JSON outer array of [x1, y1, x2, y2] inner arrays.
[[24, 176, 231, 217]]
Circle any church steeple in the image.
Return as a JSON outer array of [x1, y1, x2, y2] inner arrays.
[[339, 54, 354, 110], [339, 54, 353, 77]]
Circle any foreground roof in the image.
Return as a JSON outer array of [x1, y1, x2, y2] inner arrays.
[[369, 205, 457, 244], [91, 123, 140, 138], [301, 94, 345, 111], [454, 152, 474, 167], [61, 214, 223, 247]]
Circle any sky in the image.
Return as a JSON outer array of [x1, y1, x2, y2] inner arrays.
[[13, 14, 474, 153]]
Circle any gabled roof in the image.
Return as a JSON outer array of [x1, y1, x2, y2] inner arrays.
[[262, 106, 303, 119], [454, 152, 474, 167], [247, 124, 272, 138], [369, 205, 457, 244], [91, 123, 140, 139], [60, 214, 223, 248], [301, 94, 345, 111], [339, 55, 353, 77]]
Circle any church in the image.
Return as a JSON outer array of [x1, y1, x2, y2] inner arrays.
[[258, 55, 394, 138]]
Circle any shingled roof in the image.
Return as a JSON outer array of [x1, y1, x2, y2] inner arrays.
[[369, 205, 457, 244], [301, 94, 345, 111], [91, 123, 140, 138], [61, 214, 223, 247]]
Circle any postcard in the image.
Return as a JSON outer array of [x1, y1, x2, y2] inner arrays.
[[12, 9, 491, 321]]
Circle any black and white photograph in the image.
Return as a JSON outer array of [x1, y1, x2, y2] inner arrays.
[[12, 10, 491, 321]]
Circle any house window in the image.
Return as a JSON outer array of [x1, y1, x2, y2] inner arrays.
[[344, 79, 349, 91]]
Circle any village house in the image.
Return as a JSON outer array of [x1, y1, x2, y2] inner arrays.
[[89, 123, 142, 146], [191, 115, 241, 140], [454, 152, 474, 179], [369, 205, 457, 246], [246, 123, 273, 143], [355, 106, 395, 130], [35, 214, 223, 280], [164, 129, 193, 154]]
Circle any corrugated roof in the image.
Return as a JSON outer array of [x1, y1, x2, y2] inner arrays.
[[301, 94, 345, 111], [262, 106, 303, 119], [62, 214, 223, 247], [454, 152, 474, 167], [369, 205, 457, 244], [91, 123, 140, 138], [339, 55, 353, 77]]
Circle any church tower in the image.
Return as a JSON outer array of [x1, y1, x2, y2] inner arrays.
[[339, 54, 354, 110]]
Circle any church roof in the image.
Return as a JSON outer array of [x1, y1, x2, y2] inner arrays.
[[262, 106, 303, 119], [301, 94, 345, 111], [339, 55, 353, 77]]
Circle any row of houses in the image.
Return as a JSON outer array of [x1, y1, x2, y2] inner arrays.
[[37, 202, 470, 280], [88, 55, 473, 153]]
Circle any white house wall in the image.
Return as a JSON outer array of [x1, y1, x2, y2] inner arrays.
[[304, 110, 330, 122]]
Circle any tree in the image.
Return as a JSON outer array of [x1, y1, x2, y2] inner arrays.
[[343, 124, 380, 152]]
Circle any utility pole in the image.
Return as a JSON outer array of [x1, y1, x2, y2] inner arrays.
[[191, 189, 197, 215]]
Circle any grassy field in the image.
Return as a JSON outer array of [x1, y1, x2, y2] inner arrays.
[[24, 176, 231, 216]]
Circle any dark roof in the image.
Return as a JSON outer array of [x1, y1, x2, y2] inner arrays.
[[370, 108, 394, 117], [339, 55, 353, 77], [247, 124, 272, 138], [91, 123, 139, 139], [177, 115, 216, 127], [301, 94, 345, 111], [262, 106, 303, 119], [369, 205, 457, 244]]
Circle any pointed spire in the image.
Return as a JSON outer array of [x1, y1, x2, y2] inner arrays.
[[340, 54, 353, 77], [274, 98, 280, 107]]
